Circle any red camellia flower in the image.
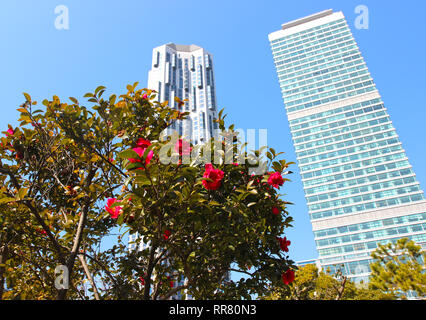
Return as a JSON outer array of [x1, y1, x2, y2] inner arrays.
[[167, 276, 174, 288], [163, 229, 171, 240], [174, 139, 192, 156], [142, 94, 148, 99], [105, 198, 123, 219], [129, 138, 154, 169], [277, 236, 291, 252], [6, 128, 14, 136], [272, 207, 280, 215], [202, 163, 224, 191], [282, 269, 295, 285], [139, 276, 145, 286], [267, 172, 284, 189]]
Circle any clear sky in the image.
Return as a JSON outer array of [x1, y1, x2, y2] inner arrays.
[[1, 0, 425, 264]]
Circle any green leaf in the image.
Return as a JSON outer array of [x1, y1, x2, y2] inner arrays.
[[19, 114, 31, 123], [118, 149, 139, 160], [0, 197, 16, 205], [69, 97, 79, 104], [17, 188, 28, 200], [95, 86, 106, 96], [186, 251, 196, 263], [109, 94, 117, 105], [23, 92, 31, 102], [272, 161, 281, 172], [116, 211, 125, 226], [17, 107, 29, 114]]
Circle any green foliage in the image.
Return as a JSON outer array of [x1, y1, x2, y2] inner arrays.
[[0, 85, 295, 300], [369, 238, 426, 299], [262, 264, 395, 300]]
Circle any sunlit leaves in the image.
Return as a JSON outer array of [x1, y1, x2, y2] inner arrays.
[[0, 83, 296, 300]]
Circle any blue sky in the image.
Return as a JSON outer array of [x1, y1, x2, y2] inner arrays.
[[1, 0, 425, 264]]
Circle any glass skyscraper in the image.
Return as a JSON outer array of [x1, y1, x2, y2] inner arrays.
[[269, 9, 426, 283]]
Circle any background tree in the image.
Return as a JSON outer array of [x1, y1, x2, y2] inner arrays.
[[0, 83, 296, 300], [262, 263, 395, 300], [369, 238, 426, 299]]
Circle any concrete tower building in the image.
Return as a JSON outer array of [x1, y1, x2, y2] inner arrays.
[[147, 43, 219, 145], [269, 10, 426, 283]]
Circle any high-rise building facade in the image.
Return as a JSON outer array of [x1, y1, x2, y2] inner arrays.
[[148, 43, 219, 145], [269, 10, 426, 283]]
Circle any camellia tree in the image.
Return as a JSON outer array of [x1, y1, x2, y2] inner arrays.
[[0, 83, 296, 300]]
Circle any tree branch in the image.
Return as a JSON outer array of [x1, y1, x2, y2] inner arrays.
[[78, 254, 100, 300]]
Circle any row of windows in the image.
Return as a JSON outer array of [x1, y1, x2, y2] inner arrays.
[[297, 130, 395, 159], [277, 50, 360, 85], [328, 242, 426, 278], [293, 109, 386, 138], [318, 233, 426, 257], [286, 81, 375, 112], [294, 114, 390, 147], [274, 31, 352, 65], [298, 130, 397, 163], [322, 259, 372, 277], [295, 123, 393, 152], [306, 168, 414, 195], [288, 84, 376, 113], [273, 25, 350, 58], [271, 20, 347, 52], [314, 212, 426, 239], [294, 117, 390, 148], [281, 59, 365, 92], [299, 138, 400, 169], [317, 222, 426, 248], [311, 192, 424, 220], [319, 252, 370, 265], [280, 59, 365, 93], [276, 45, 358, 80], [303, 159, 409, 187], [309, 184, 421, 212], [307, 176, 417, 204], [271, 19, 346, 49], [301, 145, 403, 176], [284, 66, 369, 105], [274, 34, 354, 74], [290, 98, 381, 126], [291, 103, 383, 133], [276, 43, 357, 77], [284, 71, 370, 103]]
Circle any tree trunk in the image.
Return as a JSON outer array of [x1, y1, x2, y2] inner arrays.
[[0, 244, 8, 300], [336, 276, 347, 300]]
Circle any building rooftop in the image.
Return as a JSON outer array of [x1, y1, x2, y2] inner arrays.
[[165, 43, 202, 52], [281, 9, 334, 30]]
